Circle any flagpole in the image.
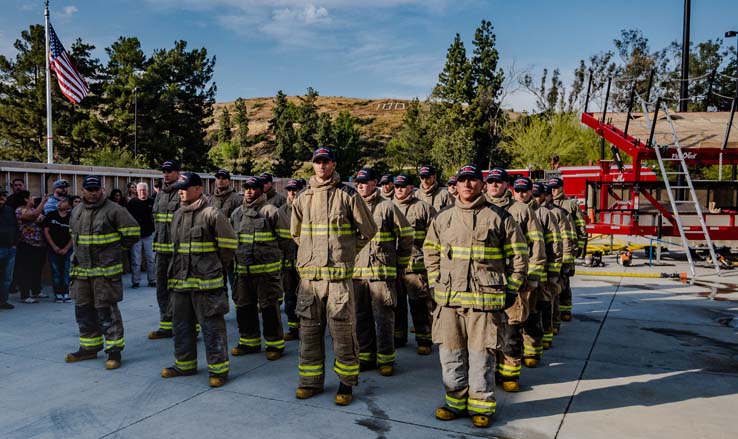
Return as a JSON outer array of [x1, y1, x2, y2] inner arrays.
[[44, 0, 54, 164]]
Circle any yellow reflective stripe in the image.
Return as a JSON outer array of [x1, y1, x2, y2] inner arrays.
[[79, 336, 103, 347], [237, 233, 277, 243], [575, 219, 585, 226], [423, 240, 442, 251], [548, 262, 562, 272], [105, 338, 125, 348], [216, 236, 238, 249], [239, 337, 261, 347], [415, 332, 432, 340], [297, 266, 353, 280], [118, 226, 140, 237], [265, 339, 285, 349], [506, 276, 523, 290], [71, 264, 123, 277], [168, 276, 225, 290], [159, 321, 172, 330], [504, 243, 529, 256], [445, 394, 467, 410], [153, 242, 174, 252], [559, 305, 572, 311], [577, 241, 586, 248], [175, 359, 197, 370], [561, 230, 577, 239], [434, 290, 506, 308], [298, 364, 324, 377], [276, 228, 291, 239], [398, 227, 414, 238], [397, 256, 410, 266], [523, 344, 543, 355], [414, 230, 427, 240], [359, 352, 375, 361], [410, 261, 426, 271], [563, 255, 576, 263], [377, 352, 395, 364], [177, 241, 217, 253], [543, 333, 554, 342], [77, 233, 121, 245], [467, 398, 496, 414], [497, 363, 522, 376], [526, 230, 544, 242], [302, 224, 354, 236], [353, 266, 397, 278], [447, 246, 504, 261], [333, 360, 359, 376], [154, 213, 174, 223], [282, 259, 295, 269], [235, 260, 282, 275], [208, 361, 230, 374], [529, 264, 546, 276]]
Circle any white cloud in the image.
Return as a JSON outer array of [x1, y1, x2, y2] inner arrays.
[[61, 6, 79, 17]]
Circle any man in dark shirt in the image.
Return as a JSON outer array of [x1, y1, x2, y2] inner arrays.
[[43, 196, 73, 302], [0, 190, 19, 309], [127, 182, 155, 288]]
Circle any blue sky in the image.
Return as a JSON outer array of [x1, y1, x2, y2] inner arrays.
[[2, 0, 738, 111]]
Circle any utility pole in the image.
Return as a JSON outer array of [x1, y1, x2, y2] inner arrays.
[[679, 0, 691, 112]]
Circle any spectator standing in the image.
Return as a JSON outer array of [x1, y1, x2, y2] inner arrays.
[[15, 191, 48, 303], [70, 196, 82, 210], [44, 179, 70, 215], [126, 182, 137, 203], [127, 182, 156, 288], [12, 178, 25, 194], [43, 196, 73, 302], [0, 190, 18, 309], [109, 189, 127, 207]]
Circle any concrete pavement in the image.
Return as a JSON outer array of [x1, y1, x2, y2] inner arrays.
[[1, 256, 737, 438]]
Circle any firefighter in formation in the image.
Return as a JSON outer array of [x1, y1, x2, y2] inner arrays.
[[64, 154, 584, 428]]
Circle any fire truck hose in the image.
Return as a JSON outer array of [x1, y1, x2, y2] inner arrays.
[[576, 270, 688, 280]]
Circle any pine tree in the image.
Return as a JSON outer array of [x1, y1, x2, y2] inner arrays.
[[332, 110, 361, 178], [218, 107, 232, 144], [232, 97, 254, 174], [433, 34, 473, 104], [316, 112, 333, 146], [296, 87, 320, 159], [271, 90, 299, 177]]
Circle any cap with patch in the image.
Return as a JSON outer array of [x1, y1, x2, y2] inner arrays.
[[531, 182, 544, 196], [285, 179, 303, 190], [82, 175, 102, 190], [172, 172, 203, 190], [52, 179, 70, 189], [513, 177, 533, 192], [548, 177, 564, 188], [485, 167, 508, 183], [355, 168, 378, 183], [393, 173, 412, 187], [312, 146, 335, 162], [214, 169, 231, 179], [447, 176, 457, 186], [160, 160, 181, 172], [242, 176, 264, 189], [259, 172, 273, 183], [418, 165, 435, 177], [379, 174, 393, 185], [456, 164, 483, 181], [297, 178, 307, 187]]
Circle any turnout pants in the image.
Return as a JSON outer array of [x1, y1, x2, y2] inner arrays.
[[171, 289, 230, 377], [433, 306, 501, 417], [354, 279, 396, 366], [71, 276, 125, 353], [394, 273, 432, 346], [559, 273, 573, 316], [296, 279, 359, 389], [282, 266, 300, 332], [233, 272, 285, 352], [154, 252, 173, 332], [522, 287, 544, 361]]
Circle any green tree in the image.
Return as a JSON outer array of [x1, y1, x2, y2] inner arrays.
[[316, 112, 333, 146], [433, 34, 473, 104], [270, 90, 299, 177], [218, 107, 232, 144], [232, 97, 254, 174], [296, 87, 320, 159], [386, 99, 432, 171], [428, 105, 476, 176], [332, 110, 361, 177]]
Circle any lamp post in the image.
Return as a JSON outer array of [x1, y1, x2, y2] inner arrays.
[[724, 31, 737, 180], [133, 86, 138, 157]]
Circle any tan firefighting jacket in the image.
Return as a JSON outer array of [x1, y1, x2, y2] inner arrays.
[[553, 192, 586, 253], [393, 192, 436, 273], [152, 181, 179, 253], [527, 198, 563, 282], [230, 193, 291, 276], [416, 182, 454, 212], [70, 197, 140, 278], [291, 172, 377, 280], [380, 187, 394, 200], [423, 194, 529, 310], [168, 195, 237, 291], [544, 200, 577, 265], [209, 187, 242, 219], [489, 191, 547, 289], [266, 187, 287, 208], [279, 200, 297, 269], [353, 189, 413, 280]]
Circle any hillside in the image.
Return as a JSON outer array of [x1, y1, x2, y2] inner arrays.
[[208, 96, 416, 143]]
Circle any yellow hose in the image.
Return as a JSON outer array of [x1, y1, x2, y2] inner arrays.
[[577, 270, 688, 280]]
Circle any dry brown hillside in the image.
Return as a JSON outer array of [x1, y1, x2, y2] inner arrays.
[[209, 96, 417, 142]]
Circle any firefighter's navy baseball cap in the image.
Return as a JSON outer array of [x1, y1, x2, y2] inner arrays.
[[456, 164, 483, 181], [172, 172, 203, 190], [485, 167, 508, 183], [312, 147, 335, 162]]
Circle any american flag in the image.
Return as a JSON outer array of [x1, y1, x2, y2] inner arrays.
[[48, 23, 89, 104]]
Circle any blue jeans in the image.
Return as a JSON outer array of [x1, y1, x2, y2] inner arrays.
[[0, 246, 16, 304], [48, 251, 71, 294]]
